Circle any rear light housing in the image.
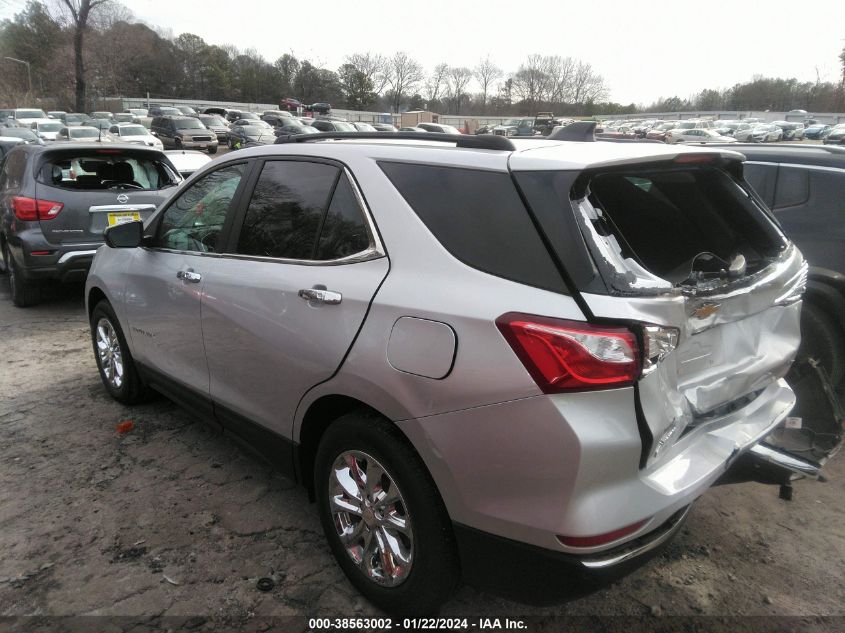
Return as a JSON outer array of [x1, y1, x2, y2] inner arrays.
[[496, 314, 640, 392], [11, 196, 64, 221], [497, 314, 680, 391]]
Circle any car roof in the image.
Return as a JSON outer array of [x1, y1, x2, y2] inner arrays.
[[204, 135, 744, 173]]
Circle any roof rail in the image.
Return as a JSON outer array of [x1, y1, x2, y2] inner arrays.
[[548, 121, 596, 142], [274, 131, 516, 151]]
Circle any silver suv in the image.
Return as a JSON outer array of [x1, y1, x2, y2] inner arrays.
[[86, 131, 807, 614]]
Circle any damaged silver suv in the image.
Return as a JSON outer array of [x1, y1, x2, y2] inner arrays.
[[85, 129, 808, 614]]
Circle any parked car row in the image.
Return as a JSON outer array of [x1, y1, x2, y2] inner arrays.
[[594, 117, 845, 145]]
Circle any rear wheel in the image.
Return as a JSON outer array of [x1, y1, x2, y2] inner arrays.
[[314, 412, 459, 615], [4, 244, 41, 307], [799, 303, 845, 386], [90, 300, 151, 404]]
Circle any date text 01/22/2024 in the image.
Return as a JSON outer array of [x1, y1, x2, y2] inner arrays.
[[308, 618, 528, 630]]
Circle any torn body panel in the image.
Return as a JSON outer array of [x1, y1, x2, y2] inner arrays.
[[579, 233, 806, 469]]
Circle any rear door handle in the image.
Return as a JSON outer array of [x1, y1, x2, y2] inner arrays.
[[177, 270, 202, 283], [298, 288, 342, 305]]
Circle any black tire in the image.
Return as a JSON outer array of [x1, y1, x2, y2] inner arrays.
[[208, 146, 217, 155], [4, 244, 41, 307], [314, 412, 459, 615], [174, 138, 182, 149], [799, 303, 845, 386], [90, 300, 151, 404]]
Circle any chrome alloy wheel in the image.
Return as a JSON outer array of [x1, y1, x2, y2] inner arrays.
[[96, 317, 124, 389], [329, 450, 414, 586]]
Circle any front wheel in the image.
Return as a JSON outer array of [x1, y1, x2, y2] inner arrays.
[[314, 412, 459, 615], [799, 303, 845, 386], [90, 300, 151, 404], [208, 146, 217, 155]]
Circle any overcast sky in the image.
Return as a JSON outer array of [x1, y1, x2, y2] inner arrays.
[[2, 0, 843, 104]]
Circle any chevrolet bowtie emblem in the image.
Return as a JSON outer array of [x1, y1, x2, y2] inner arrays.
[[692, 302, 721, 319]]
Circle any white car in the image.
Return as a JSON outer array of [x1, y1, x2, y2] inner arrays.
[[56, 126, 112, 143], [735, 124, 784, 143], [164, 149, 212, 179], [30, 120, 64, 141], [667, 128, 737, 144], [9, 108, 49, 127], [108, 123, 163, 149]]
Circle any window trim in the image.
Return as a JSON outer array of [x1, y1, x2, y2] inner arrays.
[[222, 156, 385, 267]]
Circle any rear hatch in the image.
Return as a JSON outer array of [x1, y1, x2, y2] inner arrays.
[[34, 145, 180, 245], [513, 147, 808, 470]]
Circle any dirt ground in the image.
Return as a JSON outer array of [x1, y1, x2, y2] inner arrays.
[[1, 277, 844, 631]]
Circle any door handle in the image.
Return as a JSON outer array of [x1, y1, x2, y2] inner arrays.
[[298, 288, 342, 305], [177, 270, 202, 283]]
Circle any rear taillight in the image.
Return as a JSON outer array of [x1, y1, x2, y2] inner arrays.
[[496, 313, 640, 392], [11, 196, 63, 221]]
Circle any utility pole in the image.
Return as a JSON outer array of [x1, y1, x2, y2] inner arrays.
[[4, 56, 32, 97]]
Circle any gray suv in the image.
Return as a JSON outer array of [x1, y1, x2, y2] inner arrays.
[[85, 132, 809, 613]]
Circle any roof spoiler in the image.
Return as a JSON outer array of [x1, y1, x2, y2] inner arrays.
[[548, 121, 596, 142]]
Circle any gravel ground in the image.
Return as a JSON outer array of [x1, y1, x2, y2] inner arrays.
[[1, 276, 844, 632]]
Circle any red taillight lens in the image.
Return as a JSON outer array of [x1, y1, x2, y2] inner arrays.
[[496, 313, 640, 392], [557, 518, 649, 548], [11, 196, 63, 221]]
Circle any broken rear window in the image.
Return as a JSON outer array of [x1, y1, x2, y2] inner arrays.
[[515, 165, 788, 296], [38, 152, 180, 192]]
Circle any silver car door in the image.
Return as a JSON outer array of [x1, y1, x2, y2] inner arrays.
[[200, 159, 388, 456], [123, 162, 249, 405]]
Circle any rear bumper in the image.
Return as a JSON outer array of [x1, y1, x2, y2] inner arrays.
[[8, 239, 101, 283], [454, 506, 690, 604], [399, 378, 794, 558]]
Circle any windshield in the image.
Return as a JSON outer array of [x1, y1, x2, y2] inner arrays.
[[70, 128, 101, 138], [38, 122, 62, 132], [333, 121, 356, 132], [65, 114, 86, 122], [200, 116, 227, 127], [174, 119, 205, 130], [120, 125, 148, 136], [39, 153, 179, 191], [503, 119, 522, 126], [242, 126, 268, 136], [2, 129, 37, 139], [128, 109, 147, 116], [160, 107, 181, 115], [17, 109, 46, 119], [354, 123, 377, 131]]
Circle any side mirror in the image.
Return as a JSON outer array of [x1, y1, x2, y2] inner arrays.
[[104, 220, 143, 248]]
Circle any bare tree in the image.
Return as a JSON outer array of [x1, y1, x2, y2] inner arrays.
[[544, 56, 575, 103], [572, 60, 607, 103], [512, 54, 548, 108], [446, 66, 472, 114], [473, 56, 503, 107], [423, 62, 449, 104], [53, 0, 111, 111], [345, 52, 388, 95], [384, 51, 424, 113]]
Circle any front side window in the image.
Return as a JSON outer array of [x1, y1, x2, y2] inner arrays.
[[236, 160, 338, 260], [155, 164, 245, 252]]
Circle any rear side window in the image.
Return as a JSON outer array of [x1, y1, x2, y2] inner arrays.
[[773, 166, 810, 209], [236, 160, 339, 260], [379, 162, 567, 294], [38, 153, 179, 191]]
